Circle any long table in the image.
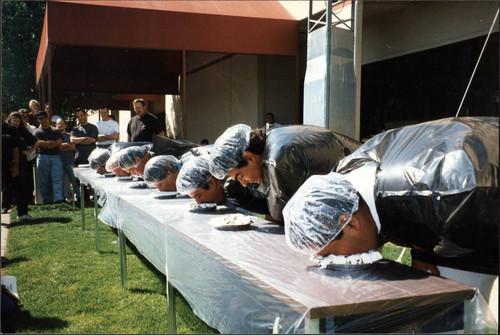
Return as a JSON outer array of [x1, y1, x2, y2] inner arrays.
[[73, 167, 479, 333]]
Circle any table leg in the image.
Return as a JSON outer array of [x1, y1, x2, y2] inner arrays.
[[80, 183, 85, 230], [167, 280, 177, 333], [118, 228, 127, 289], [94, 189, 100, 253]]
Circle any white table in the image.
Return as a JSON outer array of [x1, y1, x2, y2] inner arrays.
[[73, 167, 477, 333]]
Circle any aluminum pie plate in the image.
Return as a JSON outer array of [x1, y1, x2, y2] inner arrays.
[[152, 191, 178, 199], [210, 214, 256, 231], [101, 173, 116, 178], [117, 176, 133, 181], [129, 182, 148, 189], [189, 202, 217, 212]]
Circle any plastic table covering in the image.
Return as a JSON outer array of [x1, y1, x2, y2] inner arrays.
[[73, 167, 491, 333]]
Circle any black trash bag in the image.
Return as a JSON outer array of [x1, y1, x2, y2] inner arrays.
[[152, 134, 198, 158], [108, 141, 151, 154], [263, 125, 360, 222], [336, 117, 499, 273]]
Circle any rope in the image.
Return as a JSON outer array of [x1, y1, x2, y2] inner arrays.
[[455, 8, 499, 118]]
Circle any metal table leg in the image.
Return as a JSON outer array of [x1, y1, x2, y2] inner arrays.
[[80, 183, 85, 230], [118, 228, 127, 289], [94, 189, 100, 253], [167, 280, 177, 333]]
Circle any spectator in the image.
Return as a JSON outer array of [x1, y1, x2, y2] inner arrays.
[[18, 108, 36, 133], [6, 112, 39, 220], [18, 109, 37, 203], [96, 107, 119, 148], [44, 103, 50, 115], [262, 112, 281, 133], [200, 139, 209, 146], [28, 99, 41, 128], [70, 108, 98, 166], [33, 111, 64, 204], [56, 118, 80, 202], [127, 98, 165, 142], [1, 111, 20, 215]]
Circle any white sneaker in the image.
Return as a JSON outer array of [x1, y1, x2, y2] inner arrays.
[[17, 214, 34, 221]]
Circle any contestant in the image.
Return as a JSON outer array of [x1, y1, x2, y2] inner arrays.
[[88, 148, 111, 175], [283, 117, 498, 303], [209, 124, 359, 221], [143, 155, 181, 191], [116, 145, 152, 177]]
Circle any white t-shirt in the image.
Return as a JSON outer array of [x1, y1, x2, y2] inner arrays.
[[96, 119, 120, 145]]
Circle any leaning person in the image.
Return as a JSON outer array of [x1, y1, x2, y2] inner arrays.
[[177, 154, 269, 214], [88, 148, 111, 175], [116, 145, 152, 177], [105, 151, 130, 177], [143, 155, 181, 191], [209, 124, 360, 222], [283, 117, 498, 304]]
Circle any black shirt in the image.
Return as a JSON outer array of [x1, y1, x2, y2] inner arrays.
[[2, 123, 21, 167], [33, 126, 63, 155], [127, 113, 161, 142], [71, 123, 98, 165], [17, 127, 37, 163]]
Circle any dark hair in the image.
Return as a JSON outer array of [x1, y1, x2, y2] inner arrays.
[[75, 108, 86, 115], [133, 98, 146, 107], [18, 108, 29, 114], [109, 115, 116, 121], [235, 129, 267, 168], [266, 112, 274, 117], [7, 111, 28, 133], [201, 181, 211, 190], [200, 139, 209, 145]]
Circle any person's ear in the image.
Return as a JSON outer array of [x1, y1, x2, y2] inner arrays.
[[208, 178, 216, 188], [134, 157, 141, 165], [242, 151, 255, 162]]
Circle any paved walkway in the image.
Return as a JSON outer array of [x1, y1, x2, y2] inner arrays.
[[1, 212, 10, 274]]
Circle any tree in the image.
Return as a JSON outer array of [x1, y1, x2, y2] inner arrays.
[[1, 1, 46, 114]]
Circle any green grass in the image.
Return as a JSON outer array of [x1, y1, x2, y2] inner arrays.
[[2, 203, 412, 333], [2, 203, 216, 334]]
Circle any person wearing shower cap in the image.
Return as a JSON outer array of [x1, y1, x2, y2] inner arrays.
[[284, 117, 499, 308], [88, 148, 111, 175], [178, 154, 269, 214], [105, 151, 130, 177], [143, 155, 181, 191], [117, 145, 152, 177], [209, 124, 360, 222]]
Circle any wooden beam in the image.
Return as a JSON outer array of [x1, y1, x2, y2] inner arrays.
[[182, 50, 187, 140]]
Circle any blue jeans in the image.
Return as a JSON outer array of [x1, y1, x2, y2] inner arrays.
[[37, 154, 64, 204], [62, 163, 80, 200]]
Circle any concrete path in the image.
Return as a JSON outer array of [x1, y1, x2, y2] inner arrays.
[[1, 212, 10, 274]]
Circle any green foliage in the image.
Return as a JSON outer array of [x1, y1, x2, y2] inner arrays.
[[1, 1, 46, 114], [2, 204, 216, 333]]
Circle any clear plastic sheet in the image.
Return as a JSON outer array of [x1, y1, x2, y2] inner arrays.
[[109, 141, 151, 154], [73, 166, 497, 334], [335, 117, 499, 274], [262, 125, 360, 221]]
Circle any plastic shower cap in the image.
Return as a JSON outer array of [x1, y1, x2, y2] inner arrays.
[[209, 124, 251, 179], [143, 155, 179, 184], [105, 151, 121, 172], [283, 172, 360, 255], [88, 148, 111, 169], [176, 155, 213, 195], [117, 145, 149, 169]]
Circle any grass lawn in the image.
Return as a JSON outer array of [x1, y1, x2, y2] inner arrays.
[[2, 202, 411, 333]]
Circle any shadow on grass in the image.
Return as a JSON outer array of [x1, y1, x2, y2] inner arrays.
[[10, 217, 72, 227], [2, 256, 29, 267], [1, 309, 69, 333]]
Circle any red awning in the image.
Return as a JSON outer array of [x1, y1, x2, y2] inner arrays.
[[36, 1, 298, 94]]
